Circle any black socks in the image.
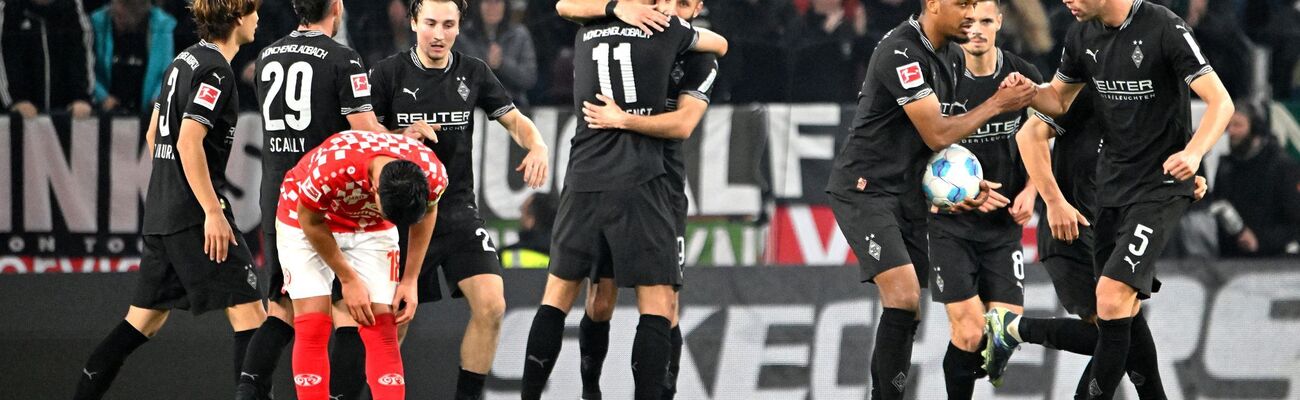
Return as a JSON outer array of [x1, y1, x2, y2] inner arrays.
[[1126, 311, 1165, 399], [1088, 316, 1133, 399], [942, 342, 986, 399], [1019, 317, 1099, 356], [871, 308, 918, 400], [579, 313, 611, 399], [521, 304, 567, 400], [237, 316, 293, 397], [330, 326, 367, 399], [456, 368, 487, 400], [663, 326, 683, 399], [631, 314, 672, 400], [232, 328, 257, 384], [74, 320, 149, 400]]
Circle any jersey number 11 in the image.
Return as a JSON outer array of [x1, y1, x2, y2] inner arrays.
[[593, 42, 638, 103]]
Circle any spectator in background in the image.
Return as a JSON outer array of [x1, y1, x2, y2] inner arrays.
[[501, 192, 557, 268], [525, 0, 577, 105], [343, 0, 399, 67], [1, 0, 94, 119], [460, 0, 537, 107], [787, 0, 871, 102], [993, 0, 1052, 72], [1211, 105, 1300, 257], [860, 0, 917, 39], [709, 0, 796, 102], [233, 0, 295, 111], [159, 0, 199, 50], [1153, 0, 1255, 99], [90, 0, 176, 115]]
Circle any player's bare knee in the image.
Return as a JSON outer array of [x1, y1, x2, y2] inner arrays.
[[472, 296, 507, 327], [1095, 279, 1137, 319]]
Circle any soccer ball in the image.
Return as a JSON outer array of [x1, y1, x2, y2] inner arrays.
[[923, 144, 983, 209]]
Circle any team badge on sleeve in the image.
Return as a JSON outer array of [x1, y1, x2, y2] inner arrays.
[[351, 74, 371, 97], [194, 83, 221, 110], [896, 62, 924, 89]]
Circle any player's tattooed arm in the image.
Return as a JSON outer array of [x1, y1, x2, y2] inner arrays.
[[1165, 72, 1233, 181], [556, 0, 670, 35], [1016, 114, 1089, 242], [498, 109, 550, 188], [904, 74, 1035, 151], [394, 205, 437, 324], [175, 119, 241, 263], [582, 93, 706, 140], [298, 203, 375, 325]]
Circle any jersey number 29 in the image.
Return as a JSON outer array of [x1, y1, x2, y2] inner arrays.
[[592, 42, 637, 103], [261, 61, 315, 131]]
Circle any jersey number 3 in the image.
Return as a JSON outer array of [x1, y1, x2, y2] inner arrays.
[[261, 61, 315, 131], [592, 42, 638, 103]]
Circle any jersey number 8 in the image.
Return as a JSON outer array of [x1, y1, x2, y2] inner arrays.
[[261, 61, 315, 131]]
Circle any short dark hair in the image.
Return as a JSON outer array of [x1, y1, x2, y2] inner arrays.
[[409, 0, 468, 21], [292, 0, 334, 25], [192, 0, 261, 42], [378, 160, 430, 226]]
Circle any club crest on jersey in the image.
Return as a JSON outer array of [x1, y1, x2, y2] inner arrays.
[[896, 62, 924, 89], [194, 83, 221, 110], [1131, 40, 1144, 68], [457, 76, 470, 101], [351, 74, 371, 97], [856, 177, 868, 191], [866, 234, 881, 261], [671, 64, 685, 84]]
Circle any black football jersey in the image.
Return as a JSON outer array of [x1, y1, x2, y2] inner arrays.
[[370, 49, 516, 223], [1056, 0, 1213, 207], [143, 40, 240, 235], [827, 17, 963, 217], [663, 52, 718, 192], [932, 49, 1042, 238], [255, 30, 374, 227], [1037, 86, 1102, 220], [566, 16, 698, 192]]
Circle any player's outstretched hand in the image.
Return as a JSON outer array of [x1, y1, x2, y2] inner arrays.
[[583, 94, 630, 130], [342, 279, 375, 326], [614, 1, 670, 36], [1194, 175, 1208, 201], [1162, 149, 1202, 181], [517, 146, 549, 189], [1010, 187, 1037, 225], [977, 181, 1010, 213], [403, 120, 441, 143], [951, 180, 1001, 213], [991, 75, 1036, 112], [1045, 199, 1089, 243], [391, 280, 419, 324], [202, 212, 238, 263]]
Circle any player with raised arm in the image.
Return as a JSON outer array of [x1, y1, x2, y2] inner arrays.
[[519, 0, 726, 398], [984, 0, 1233, 397], [236, 0, 389, 398], [366, 0, 549, 398], [559, 0, 722, 397], [824, 0, 1038, 397], [72, 1, 264, 398], [922, 1, 1043, 396], [276, 130, 446, 400]]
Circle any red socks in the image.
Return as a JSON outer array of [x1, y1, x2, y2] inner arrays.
[[292, 313, 332, 400], [359, 313, 405, 399]]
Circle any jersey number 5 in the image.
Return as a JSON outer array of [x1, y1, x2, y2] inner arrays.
[[261, 61, 315, 131], [592, 42, 638, 103]]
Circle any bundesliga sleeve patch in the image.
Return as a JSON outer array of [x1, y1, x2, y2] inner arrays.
[[351, 74, 371, 97], [194, 83, 221, 110], [896, 62, 924, 89]]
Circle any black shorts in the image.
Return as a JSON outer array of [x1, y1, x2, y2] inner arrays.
[[398, 217, 503, 303], [927, 229, 1025, 305], [552, 176, 681, 288], [1042, 256, 1097, 318], [827, 190, 930, 285], [133, 220, 261, 315], [1093, 197, 1191, 299], [594, 181, 688, 284]]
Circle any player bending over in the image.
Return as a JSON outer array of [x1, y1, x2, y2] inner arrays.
[[276, 130, 446, 400], [73, 1, 265, 398]]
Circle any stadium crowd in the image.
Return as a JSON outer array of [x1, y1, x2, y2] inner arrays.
[[2, 0, 1298, 258]]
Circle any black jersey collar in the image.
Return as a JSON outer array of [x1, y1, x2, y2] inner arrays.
[[290, 30, 326, 38], [963, 48, 1004, 79], [198, 39, 220, 52], [1118, 0, 1143, 30], [907, 16, 938, 55], [408, 47, 455, 73]]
